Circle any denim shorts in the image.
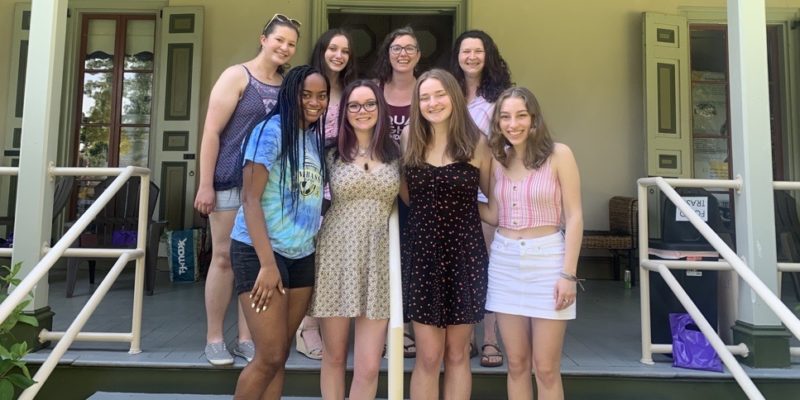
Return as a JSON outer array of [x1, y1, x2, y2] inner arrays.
[[230, 239, 315, 295], [214, 187, 241, 212]]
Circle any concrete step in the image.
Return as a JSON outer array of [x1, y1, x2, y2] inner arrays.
[[88, 394, 322, 400]]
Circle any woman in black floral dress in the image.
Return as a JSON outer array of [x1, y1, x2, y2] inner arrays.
[[399, 69, 492, 399]]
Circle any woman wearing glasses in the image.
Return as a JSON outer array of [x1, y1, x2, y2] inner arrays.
[[194, 13, 300, 366], [449, 29, 513, 368], [308, 80, 401, 400], [294, 28, 358, 361], [401, 69, 492, 399], [373, 26, 422, 358], [230, 65, 329, 399]]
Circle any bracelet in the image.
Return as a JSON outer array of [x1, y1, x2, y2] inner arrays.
[[559, 271, 586, 292]]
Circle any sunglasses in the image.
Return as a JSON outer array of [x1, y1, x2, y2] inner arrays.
[[263, 13, 302, 33]]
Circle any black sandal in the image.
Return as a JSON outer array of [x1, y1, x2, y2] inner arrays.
[[480, 343, 504, 367], [403, 332, 416, 358]]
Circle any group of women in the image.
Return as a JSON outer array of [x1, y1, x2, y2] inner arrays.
[[194, 12, 583, 400]]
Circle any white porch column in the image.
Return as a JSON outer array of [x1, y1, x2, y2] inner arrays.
[[10, 0, 68, 311], [727, 0, 789, 367]]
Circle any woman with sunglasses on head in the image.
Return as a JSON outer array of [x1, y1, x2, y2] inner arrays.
[[194, 13, 300, 367], [400, 69, 492, 399], [293, 28, 359, 361], [373, 25, 422, 358], [449, 29, 513, 369], [480, 87, 583, 400], [308, 80, 401, 400], [230, 65, 329, 399]]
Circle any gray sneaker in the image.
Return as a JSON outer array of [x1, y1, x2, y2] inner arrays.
[[233, 340, 255, 363], [205, 342, 234, 366]]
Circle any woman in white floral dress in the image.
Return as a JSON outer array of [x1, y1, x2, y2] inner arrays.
[[308, 80, 401, 399]]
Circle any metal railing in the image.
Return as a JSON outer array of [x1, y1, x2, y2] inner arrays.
[[638, 176, 800, 400], [773, 181, 800, 358], [0, 165, 150, 400], [0, 167, 19, 258], [387, 204, 403, 400]]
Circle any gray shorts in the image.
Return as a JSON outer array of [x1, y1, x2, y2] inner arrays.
[[214, 187, 241, 212]]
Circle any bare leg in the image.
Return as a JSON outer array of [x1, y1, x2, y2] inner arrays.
[[350, 317, 388, 400], [442, 324, 474, 400], [233, 290, 289, 399], [496, 313, 533, 400], [260, 287, 313, 400], [530, 318, 567, 400], [205, 211, 242, 344], [410, 322, 445, 400], [319, 317, 350, 400], [480, 223, 502, 365]]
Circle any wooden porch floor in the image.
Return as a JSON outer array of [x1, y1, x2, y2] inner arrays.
[[24, 264, 800, 382]]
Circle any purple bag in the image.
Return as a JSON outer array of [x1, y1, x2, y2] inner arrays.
[[111, 230, 137, 247], [669, 313, 723, 372]]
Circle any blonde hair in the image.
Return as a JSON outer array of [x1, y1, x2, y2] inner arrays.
[[489, 86, 554, 169], [404, 69, 481, 168]]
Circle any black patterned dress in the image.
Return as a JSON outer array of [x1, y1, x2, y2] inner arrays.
[[403, 162, 489, 327]]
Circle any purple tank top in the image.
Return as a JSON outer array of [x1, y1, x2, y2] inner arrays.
[[387, 103, 410, 144], [214, 65, 280, 191]]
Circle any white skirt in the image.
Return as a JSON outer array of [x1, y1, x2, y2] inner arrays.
[[485, 230, 576, 320]]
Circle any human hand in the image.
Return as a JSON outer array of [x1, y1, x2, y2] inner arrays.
[[194, 185, 216, 215], [554, 278, 577, 311], [249, 265, 285, 313]]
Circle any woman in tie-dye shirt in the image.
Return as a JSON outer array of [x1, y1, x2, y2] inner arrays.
[[229, 65, 329, 399]]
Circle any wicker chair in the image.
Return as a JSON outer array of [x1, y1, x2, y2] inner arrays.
[[582, 196, 638, 283]]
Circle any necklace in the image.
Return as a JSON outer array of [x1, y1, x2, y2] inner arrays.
[[357, 146, 369, 157]]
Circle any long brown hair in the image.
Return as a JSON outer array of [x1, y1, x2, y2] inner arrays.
[[489, 87, 554, 169], [404, 69, 480, 168], [337, 80, 400, 164], [373, 26, 419, 84]]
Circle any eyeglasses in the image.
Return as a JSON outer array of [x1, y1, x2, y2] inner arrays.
[[347, 101, 378, 113], [263, 13, 302, 33], [389, 45, 419, 56]]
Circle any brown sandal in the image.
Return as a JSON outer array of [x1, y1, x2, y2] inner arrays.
[[480, 343, 504, 367], [403, 333, 416, 358]]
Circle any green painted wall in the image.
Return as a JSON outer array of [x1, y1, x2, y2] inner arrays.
[[1, 0, 799, 228]]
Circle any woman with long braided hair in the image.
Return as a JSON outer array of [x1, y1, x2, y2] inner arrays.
[[229, 65, 329, 399]]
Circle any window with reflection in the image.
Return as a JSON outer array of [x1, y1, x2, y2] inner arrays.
[[75, 14, 155, 215]]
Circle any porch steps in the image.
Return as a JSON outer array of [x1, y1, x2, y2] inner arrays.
[[88, 394, 322, 400]]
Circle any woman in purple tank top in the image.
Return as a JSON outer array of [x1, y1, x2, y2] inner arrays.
[[194, 14, 300, 367], [373, 26, 422, 359], [293, 28, 358, 362]]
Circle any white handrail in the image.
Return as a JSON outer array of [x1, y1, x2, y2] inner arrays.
[[0, 166, 137, 323], [648, 261, 764, 400], [387, 203, 403, 400], [646, 177, 800, 339], [0, 166, 150, 398], [0, 167, 19, 176], [20, 251, 136, 399]]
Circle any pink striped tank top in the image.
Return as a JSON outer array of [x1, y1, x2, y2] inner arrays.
[[494, 157, 562, 229]]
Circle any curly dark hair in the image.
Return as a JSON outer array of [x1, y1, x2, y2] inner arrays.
[[372, 26, 419, 84], [310, 29, 357, 88], [449, 30, 511, 103]]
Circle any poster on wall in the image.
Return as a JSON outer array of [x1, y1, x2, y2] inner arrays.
[[693, 137, 728, 179]]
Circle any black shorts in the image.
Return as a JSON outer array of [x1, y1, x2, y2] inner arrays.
[[230, 239, 315, 295]]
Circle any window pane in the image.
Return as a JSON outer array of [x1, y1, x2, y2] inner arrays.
[[125, 19, 155, 70], [79, 125, 110, 167], [82, 72, 113, 124], [85, 19, 116, 70], [119, 127, 149, 167], [122, 72, 153, 124]]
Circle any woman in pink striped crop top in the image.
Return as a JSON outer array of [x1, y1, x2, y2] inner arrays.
[[479, 87, 583, 400]]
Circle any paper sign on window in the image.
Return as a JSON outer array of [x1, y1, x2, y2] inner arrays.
[[675, 196, 708, 221]]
